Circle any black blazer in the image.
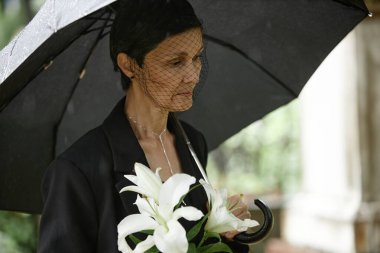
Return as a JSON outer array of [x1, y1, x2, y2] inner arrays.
[[38, 98, 248, 253]]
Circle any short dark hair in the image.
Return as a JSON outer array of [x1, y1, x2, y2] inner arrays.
[[110, 0, 203, 90]]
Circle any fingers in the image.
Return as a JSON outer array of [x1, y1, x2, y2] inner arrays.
[[234, 209, 251, 220], [222, 230, 239, 240], [227, 194, 241, 210], [228, 194, 251, 220], [222, 194, 252, 240]]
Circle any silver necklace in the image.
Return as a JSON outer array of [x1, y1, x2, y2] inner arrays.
[[128, 116, 175, 175]]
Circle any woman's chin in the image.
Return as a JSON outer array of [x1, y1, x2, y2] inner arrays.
[[170, 101, 193, 112]]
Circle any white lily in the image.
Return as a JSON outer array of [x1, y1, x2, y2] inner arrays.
[[117, 163, 203, 253], [117, 213, 157, 253], [121, 163, 163, 201], [200, 179, 259, 234]]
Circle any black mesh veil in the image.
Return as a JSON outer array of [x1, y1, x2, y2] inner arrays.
[[110, 0, 208, 113], [126, 29, 208, 112]]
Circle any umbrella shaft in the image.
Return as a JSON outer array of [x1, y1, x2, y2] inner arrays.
[[171, 114, 210, 184], [185, 140, 210, 184]]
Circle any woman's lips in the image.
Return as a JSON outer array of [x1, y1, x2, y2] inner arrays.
[[177, 92, 193, 97]]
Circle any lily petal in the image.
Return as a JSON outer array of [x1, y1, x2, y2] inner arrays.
[[119, 185, 150, 197], [199, 179, 212, 202], [205, 207, 239, 233], [124, 174, 138, 185], [159, 174, 196, 215], [122, 163, 163, 201], [133, 235, 156, 253], [237, 219, 260, 232], [135, 195, 158, 218], [154, 219, 188, 253], [201, 179, 260, 234], [117, 214, 158, 253], [135, 163, 162, 193], [172, 206, 203, 221]]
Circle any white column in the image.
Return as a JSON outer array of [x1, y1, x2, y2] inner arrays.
[[283, 17, 380, 253], [354, 16, 380, 252]]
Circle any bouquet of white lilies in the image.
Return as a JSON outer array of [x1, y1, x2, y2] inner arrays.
[[117, 163, 259, 253]]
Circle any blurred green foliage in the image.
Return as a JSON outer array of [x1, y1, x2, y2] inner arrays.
[[0, 212, 38, 253], [0, 0, 44, 49], [207, 100, 301, 196]]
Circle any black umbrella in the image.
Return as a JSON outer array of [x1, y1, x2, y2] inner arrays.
[[0, 0, 369, 221]]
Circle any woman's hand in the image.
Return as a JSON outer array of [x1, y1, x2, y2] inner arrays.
[[222, 194, 251, 240]]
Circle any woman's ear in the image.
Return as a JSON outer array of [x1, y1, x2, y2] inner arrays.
[[117, 53, 135, 79]]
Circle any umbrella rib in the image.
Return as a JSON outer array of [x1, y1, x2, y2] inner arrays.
[[204, 34, 298, 98], [332, 0, 370, 14], [0, 9, 109, 113], [83, 17, 115, 22], [107, 4, 117, 13], [82, 24, 113, 36], [99, 30, 111, 40], [55, 11, 113, 138]]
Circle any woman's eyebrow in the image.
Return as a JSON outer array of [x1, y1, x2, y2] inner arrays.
[[164, 46, 204, 58]]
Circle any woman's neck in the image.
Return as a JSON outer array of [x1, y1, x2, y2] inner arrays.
[[124, 86, 169, 140]]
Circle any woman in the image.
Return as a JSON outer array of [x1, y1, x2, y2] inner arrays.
[[38, 0, 250, 252]]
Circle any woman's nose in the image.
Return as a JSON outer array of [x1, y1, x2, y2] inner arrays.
[[183, 63, 200, 84]]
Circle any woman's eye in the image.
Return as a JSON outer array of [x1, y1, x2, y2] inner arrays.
[[168, 58, 183, 67], [169, 55, 201, 68], [172, 60, 182, 66], [193, 54, 201, 61]]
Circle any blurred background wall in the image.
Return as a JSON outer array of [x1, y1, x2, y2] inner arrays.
[[282, 11, 380, 253]]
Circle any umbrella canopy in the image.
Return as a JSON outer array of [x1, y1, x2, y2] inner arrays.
[[0, 0, 369, 213]]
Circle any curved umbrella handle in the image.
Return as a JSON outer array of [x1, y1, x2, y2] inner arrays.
[[170, 117, 274, 243], [233, 199, 274, 244]]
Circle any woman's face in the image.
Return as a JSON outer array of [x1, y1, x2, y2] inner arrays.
[[136, 28, 204, 112]]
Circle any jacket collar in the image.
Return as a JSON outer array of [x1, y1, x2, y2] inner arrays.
[[102, 97, 147, 175], [101, 97, 195, 175]]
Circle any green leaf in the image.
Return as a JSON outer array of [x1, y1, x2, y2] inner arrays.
[[145, 245, 160, 253], [187, 213, 209, 242], [140, 229, 154, 235], [187, 243, 197, 253], [204, 232, 221, 242], [128, 234, 141, 245], [175, 183, 203, 209], [128, 234, 159, 253], [198, 242, 233, 253], [198, 231, 221, 247]]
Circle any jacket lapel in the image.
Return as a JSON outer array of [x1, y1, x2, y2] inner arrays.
[[101, 97, 208, 217], [101, 97, 147, 214]]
